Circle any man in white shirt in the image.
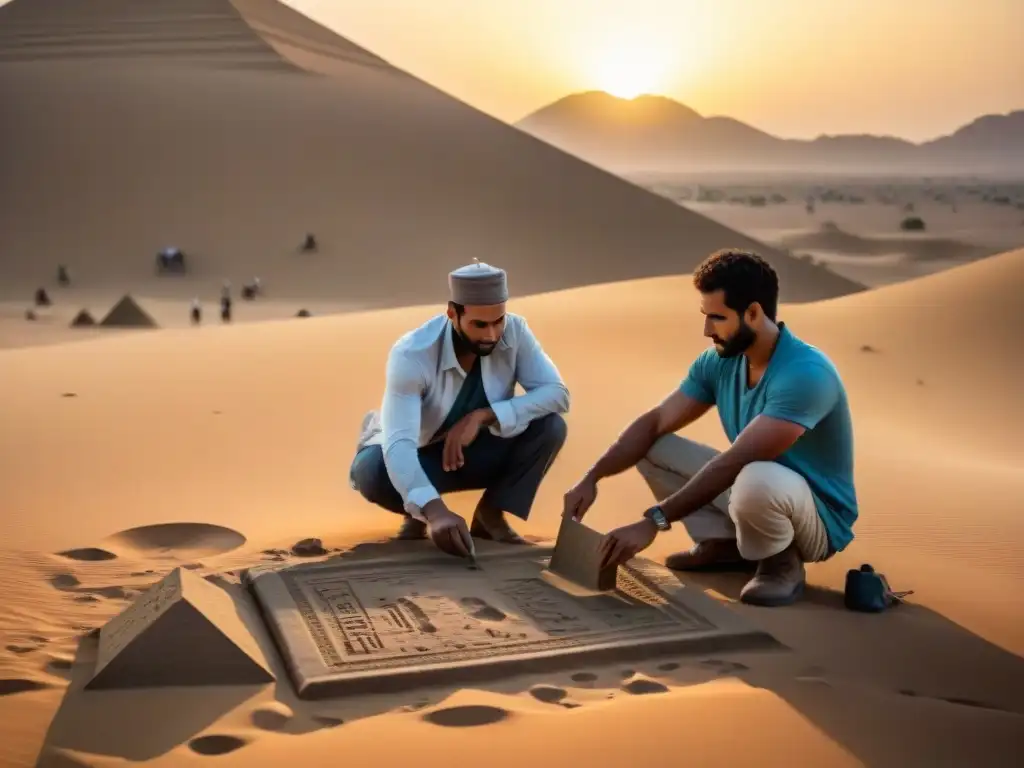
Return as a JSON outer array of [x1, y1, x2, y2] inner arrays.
[[350, 261, 570, 558]]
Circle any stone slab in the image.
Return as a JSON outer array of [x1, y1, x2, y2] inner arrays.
[[85, 567, 274, 690], [244, 547, 778, 700], [548, 515, 618, 591]]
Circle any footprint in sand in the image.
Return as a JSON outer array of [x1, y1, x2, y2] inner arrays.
[[621, 678, 670, 695], [570, 671, 598, 688], [45, 656, 73, 679], [0, 678, 51, 696], [6, 636, 48, 655], [50, 574, 80, 591], [187, 735, 249, 756], [104, 523, 246, 559], [422, 705, 510, 727], [699, 658, 749, 675], [55, 548, 117, 562], [529, 685, 567, 704], [250, 702, 294, 731]]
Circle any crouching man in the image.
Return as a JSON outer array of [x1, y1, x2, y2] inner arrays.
[[563, 249, 858, 606], [351, 260, 570, 558]]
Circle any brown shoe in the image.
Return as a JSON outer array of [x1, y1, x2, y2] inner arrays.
[[740, 544, 805, 607], [394, 515, 427, 541], [665, 539, 752, 572], [470, 505, 528, 545]]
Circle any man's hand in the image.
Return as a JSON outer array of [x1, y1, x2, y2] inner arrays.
[[598, 518, 658, 569], [562, 475, 598, 521], [442, 410, 488, 472], [422, 500, 473, 558]]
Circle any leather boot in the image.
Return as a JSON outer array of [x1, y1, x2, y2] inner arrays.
[[470, 504, 528, 545], [740, 543, 806, 606]]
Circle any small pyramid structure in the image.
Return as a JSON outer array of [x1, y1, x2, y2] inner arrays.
[[69, 309, 96, 328], [85, 567, 274, 690], [98, 294, 158, 328]]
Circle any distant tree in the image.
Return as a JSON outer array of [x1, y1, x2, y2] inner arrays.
[[900, 216, 926, 231]]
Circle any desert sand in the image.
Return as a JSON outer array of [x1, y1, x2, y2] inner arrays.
[[2, 1, 1024, 767], [2, 249, 1023, 767]]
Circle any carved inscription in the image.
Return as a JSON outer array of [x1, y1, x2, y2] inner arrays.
[[273, 555, 713, 674], [249, 549, 776, 698], [95, 571, 181, 671]]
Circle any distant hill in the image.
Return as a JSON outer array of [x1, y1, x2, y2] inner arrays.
[[516, 92, 1024, 175]]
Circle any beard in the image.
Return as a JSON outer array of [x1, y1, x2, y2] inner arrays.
[[712, 320, 757, 358], [452, 322, 497, 357]]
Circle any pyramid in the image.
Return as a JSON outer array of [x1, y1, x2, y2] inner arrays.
[[98, 295, 158, 328], [69, 309, 96, 328], [85, 567, 274, 690]]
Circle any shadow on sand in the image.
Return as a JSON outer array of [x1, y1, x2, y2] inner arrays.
[[34, 538, 1024, 766], [682, 570, 1024, 766]]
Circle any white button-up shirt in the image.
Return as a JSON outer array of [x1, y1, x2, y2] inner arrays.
[[355, 313, 570, 521]]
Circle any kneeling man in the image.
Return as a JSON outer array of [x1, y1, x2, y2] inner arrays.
[[563, 249, 857, 606], [351, 260, 570, 558]]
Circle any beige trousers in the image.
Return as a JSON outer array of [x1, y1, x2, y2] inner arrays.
[[637, 434, 829, 563]]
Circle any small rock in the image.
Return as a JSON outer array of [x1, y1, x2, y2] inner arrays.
[[292, 538, 327, 557], [860, 344, 877, 353]]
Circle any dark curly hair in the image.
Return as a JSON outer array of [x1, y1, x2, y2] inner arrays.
[[693, 249, 779, 322]]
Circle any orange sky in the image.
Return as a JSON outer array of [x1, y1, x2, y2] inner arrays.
[[290, 0, 1023, 141], [1, 0, 1020, 141]]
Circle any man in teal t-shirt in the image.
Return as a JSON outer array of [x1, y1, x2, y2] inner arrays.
[[562, 249, 858, 607]]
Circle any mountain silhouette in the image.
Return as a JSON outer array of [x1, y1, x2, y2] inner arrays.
[[516, 92, 1024, 174]]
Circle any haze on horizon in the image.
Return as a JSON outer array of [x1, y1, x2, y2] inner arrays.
[[289, 0, 1022, 142], [1, 0, 1021, 142]]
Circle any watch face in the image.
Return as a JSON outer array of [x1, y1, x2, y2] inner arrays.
[[646, 506, 669, 530]]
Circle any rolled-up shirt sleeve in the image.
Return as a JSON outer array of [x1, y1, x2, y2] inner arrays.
[[489, 318, 570, 438], [380, 349, 437, 520]]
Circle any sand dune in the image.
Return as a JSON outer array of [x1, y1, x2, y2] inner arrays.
[[2, 248, 1024, 766], [778, 221, 996, 262], [0, 0, 860, 310]]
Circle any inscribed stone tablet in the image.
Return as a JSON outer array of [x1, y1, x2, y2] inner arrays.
[[245, 548, 776, 699]]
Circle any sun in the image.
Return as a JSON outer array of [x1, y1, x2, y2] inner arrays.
[[591, 45, 671, 100]]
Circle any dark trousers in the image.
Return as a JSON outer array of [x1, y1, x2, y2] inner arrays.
[[350, 413, 567, 521]]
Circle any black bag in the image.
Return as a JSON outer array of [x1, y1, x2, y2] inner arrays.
[[844, 564, 913, 612]]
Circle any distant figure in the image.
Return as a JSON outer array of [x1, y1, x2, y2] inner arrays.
[[57, 264, 70, 286], [241, 277, 261, 301], [25, 308, 37, 321], [220, 294, 232, 323], [805, 197, 815, 214], [301, 233, 317, 252], [190, 298, 202, 325], [156, 247, 186, 274], [221, 281, 231, 300], [34, 287, 51, 306]]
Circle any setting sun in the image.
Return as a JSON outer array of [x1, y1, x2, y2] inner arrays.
[[590, 44, 673, 100]]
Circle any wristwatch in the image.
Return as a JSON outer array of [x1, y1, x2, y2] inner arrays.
[[643, 504, 671, 532]]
